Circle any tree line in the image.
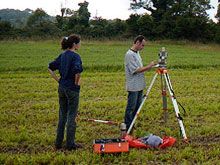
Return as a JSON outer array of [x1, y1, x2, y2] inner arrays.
[[0, 0, 220, 42]]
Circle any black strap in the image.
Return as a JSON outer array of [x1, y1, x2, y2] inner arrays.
[[177, 101, 187, 116], [165, 73, 187, 116]]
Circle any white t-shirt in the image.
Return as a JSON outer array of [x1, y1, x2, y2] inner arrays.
[[125, 49, 146, 91]]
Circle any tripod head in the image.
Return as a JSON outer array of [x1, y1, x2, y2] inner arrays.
[[158, 47, 168, 68]]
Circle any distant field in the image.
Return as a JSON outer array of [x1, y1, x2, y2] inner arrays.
[[0, 40, 219, 72], [0, 40, 220, 164]]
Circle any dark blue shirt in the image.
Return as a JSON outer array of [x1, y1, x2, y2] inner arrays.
[[48, 50, 83, 92]]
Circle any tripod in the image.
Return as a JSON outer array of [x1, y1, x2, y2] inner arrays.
[[126, 65, 188, 141]]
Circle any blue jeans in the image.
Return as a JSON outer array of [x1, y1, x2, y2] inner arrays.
[[55, 85, 79, 148], [124, 90, 143, 130]]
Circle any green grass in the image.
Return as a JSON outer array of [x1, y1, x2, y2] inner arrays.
[[0, 40, 219, 72], [0, 40, 220, 164]]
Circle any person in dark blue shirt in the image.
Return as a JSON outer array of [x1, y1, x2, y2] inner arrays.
[[48, 34, 83, 150]]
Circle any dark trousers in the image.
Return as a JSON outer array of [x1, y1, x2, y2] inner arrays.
[[55, 85, 79, 148], [124, 90, 143, 130]]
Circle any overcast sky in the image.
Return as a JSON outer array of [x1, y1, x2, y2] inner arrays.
[[0, 0, 218, 21]]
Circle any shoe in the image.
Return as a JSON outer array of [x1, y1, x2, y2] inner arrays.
[[66, 143, 83, 151], [55, 145, 62, 150]]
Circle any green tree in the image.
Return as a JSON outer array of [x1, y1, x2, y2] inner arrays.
[[0, 20, 13, 36], [26, 8, 48, 27], [62, 1, 90, 34], [126, 14, 141, 36], [137, 14, 154, 39], [173, 16, 208, 40], [130, 0, 175, 22], [214, 3, 220, 42], [131, 0, 212, 21], [26, 8, 60, 37], [89, 18, 108, 38], [172, 0, 212, 40], [130, 0, 213, 40], [56, 8, 74, 30], [214, 25, 220, 43], [78, 1, 91, 27], [104, 19, 127, 38]]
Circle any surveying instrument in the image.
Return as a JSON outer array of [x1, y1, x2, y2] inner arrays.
[[126, 47, 188, 141]]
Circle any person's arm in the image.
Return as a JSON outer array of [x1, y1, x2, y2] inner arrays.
[[48, 54, 61, 82], [135, 61, 157, 73], [75, 73, 81, 85], [48, 68, 59, 82], [72, 55, 83, 86]]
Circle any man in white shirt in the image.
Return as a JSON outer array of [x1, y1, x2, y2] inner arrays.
[[124, 35, 156, 131]]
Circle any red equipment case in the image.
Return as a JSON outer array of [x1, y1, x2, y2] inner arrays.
[[93, 138, 129, 154]]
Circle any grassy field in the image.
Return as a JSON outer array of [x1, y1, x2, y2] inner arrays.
[[0, 40, 220, 164]]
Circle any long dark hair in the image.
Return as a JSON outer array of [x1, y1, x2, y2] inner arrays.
[[61, 34, 81, 50]]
